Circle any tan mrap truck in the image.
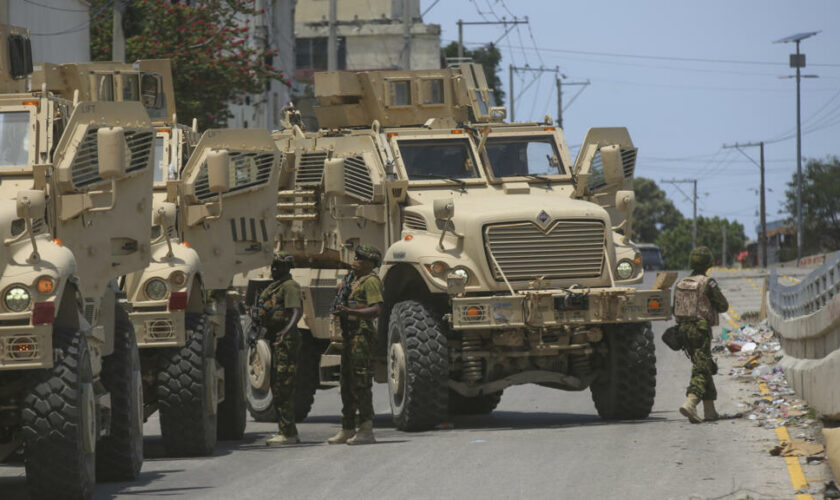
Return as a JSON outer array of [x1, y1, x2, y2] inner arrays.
[[33, 60, 275, 455], [0, 27, 154, 499], [246, 64, 676, 431]]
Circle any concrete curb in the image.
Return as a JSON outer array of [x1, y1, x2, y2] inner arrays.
[[777, 347, 840, 420]]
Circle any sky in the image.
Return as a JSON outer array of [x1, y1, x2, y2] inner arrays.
[[423, 0, 840, 241]]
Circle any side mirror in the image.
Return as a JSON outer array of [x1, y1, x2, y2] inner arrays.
[[600, 145, 625, 185], [323, 157, 346, 197], [153, 201, 177, 227], [433, 198, 455, 220], [489, 106, 507, 122], [97, 127, 127, 179], [16, 190, 45, 219], [206, 149, 230, 194], [615, 190, 635, 212]]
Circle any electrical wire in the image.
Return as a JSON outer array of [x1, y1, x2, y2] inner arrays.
[[23, 0, 89, 12]]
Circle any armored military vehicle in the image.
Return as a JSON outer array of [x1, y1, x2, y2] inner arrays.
[[34, 60, 278, 455], [0, 27, 153, 498], [245, 64, 675, 431]]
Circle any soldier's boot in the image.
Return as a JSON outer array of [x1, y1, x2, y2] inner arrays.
[[679, 394, 702, 423], [266, 433, 300, 446], [346, 421, 375, 445], [702, 400, 720, 421], [327, 428, 355, 445]]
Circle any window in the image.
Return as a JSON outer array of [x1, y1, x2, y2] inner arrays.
[[295, 37, 346, 71], [0, 112, 31, 166], [140, 73, 166, 120], [95, 74, 115, 101], [420, 79, 444, 105], [122, 74, 139, 102], [484, 136, 565, 178], [388, 80, 412, 106], [397, 139, 481, 181]]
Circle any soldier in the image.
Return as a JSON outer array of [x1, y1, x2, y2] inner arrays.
[[258, 252, 303, 446], [327, 245, 383, 445], [674, 246, 729, 423]]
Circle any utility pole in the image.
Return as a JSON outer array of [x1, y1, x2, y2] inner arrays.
[[555, 77, 589, 129], [113, 0, 127, 62], [457, 17, 528, 64], [723, 141, 767, 268], [327, 0, 337, 70], [401, 0, 411, 70], [508, 65, 560, 122], [775, 31, 820, 261], [722, 225, 727, 267], [662, 178, 698, 248]]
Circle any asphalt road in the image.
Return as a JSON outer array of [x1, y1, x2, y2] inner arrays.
[[0, 270, 825, 499]]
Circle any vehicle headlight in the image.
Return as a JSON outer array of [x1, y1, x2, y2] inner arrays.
[[426, 261, 450, 278], [5, 285, 31, 312], [144, 278, 168, 300], [451, 267, 471, 283], [169, 271, 188, 288], [616, 260, 634, 280]]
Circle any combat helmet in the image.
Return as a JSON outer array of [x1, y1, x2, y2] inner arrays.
[[354, 244, 382, 267], [271, 251, 294, 279], [689, 246, 714, 273]]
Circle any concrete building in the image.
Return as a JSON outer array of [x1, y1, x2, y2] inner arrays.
[[294, 0, 441, 80], [228, 0, 296, 130], [0, 0, 90, 64]]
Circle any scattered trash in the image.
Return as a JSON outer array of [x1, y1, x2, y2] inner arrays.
[[752, 364, 772, 377], [769, 440, 824, 457], [825, 480, 840, 499], [741, 342, 757, 353]]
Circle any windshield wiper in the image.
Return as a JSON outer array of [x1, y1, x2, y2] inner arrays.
[[411, 173, 467, 191], [525, 174, 552, 185]]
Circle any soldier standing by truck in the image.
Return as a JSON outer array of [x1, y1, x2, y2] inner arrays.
[[674, 247, 729, 423], [328, 245, 383, 445], [259, 253, 303, 446]]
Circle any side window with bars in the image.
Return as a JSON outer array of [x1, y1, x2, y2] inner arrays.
[[343, 155, 374, 201], [69, 127, 154, 189], [587, 146, 637, 191], [192, 151, 275, 201]]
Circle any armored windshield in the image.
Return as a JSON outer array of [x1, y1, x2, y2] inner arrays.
[[484, 135, 566, 178], [397, 138, 481, 181], [0, 111, 31, 166]]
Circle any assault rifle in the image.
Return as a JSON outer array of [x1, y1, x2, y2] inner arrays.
[[331, 270, 355, 335]]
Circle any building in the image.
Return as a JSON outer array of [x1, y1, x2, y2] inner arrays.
[[0, 0, 90, 64], [294, 0, 441, 79], [228, 0, 296, 130]]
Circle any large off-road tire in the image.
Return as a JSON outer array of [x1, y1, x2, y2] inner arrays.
[[590, 322, 657, 420], [217, 309, 247, 440], [293, 331, 319, 422], [388, 300, 449, 431], [158, 313, 217, 456], [96, 306, 143, 481], [246, 331, 319, 423], [22, 329, 96, 500], [449, 390, 503, 415]]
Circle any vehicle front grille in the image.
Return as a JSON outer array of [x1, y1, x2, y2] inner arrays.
[[484, 220, 605, 281], [70, 128, 153, 189]]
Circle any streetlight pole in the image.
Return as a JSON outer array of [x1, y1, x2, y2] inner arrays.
[[775, 31, 820, 261]]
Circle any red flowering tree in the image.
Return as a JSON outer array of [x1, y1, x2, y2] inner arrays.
[[90, 0, 290, 128]]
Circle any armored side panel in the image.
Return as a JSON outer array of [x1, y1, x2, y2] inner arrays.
[[52, 101, 155, 298], [180, 129, 282, 290]]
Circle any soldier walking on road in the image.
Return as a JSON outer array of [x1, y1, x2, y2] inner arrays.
[[258, 252, 303, 446], [674, 246, 729, 423], [327, 245, 384, 445]]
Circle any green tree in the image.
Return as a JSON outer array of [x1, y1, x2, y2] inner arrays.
[[443, 42, 504, 105], [632, 177, 684, 243], [655, 216, 746, 270], [783, 156, 840, 254], [90, 0, 289, 128]]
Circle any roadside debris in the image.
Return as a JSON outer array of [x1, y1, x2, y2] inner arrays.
[[769, 440, 824, 457]]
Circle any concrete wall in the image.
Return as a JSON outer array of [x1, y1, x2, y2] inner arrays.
[[768, 252, 840, 420], [3, 0, 90, 64]]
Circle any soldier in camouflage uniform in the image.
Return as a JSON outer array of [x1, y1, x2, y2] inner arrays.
[[327, 245, 384, 445], [258, 252, 303, 446], [674, 246, 729, 423]]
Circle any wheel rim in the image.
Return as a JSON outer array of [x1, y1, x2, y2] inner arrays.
[[389, 342, 406, 407], [81, 382, 96, 454], [248, 339, 272, 392]]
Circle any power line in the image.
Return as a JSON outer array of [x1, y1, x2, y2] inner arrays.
[[23, 0, 89, 12]]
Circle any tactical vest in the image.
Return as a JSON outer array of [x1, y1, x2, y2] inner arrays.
[[673, 275, 718, 325]]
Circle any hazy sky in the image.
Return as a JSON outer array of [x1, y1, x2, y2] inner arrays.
[[424, 0, 840, 241]]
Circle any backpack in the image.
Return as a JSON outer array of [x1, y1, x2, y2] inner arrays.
[[673, 275, 718, 326]]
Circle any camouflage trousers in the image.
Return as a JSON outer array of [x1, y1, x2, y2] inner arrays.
[[680, 321, 717, 401], [340, 327, 374, 430], [270, 328, 300, 436]]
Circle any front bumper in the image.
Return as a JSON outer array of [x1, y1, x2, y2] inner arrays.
[[130, 307, 186, 348], [0, 322, 53, 370], [451, 287, 670, 330]]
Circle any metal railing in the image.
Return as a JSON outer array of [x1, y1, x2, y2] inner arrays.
[[769, 250, 840, 319]]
